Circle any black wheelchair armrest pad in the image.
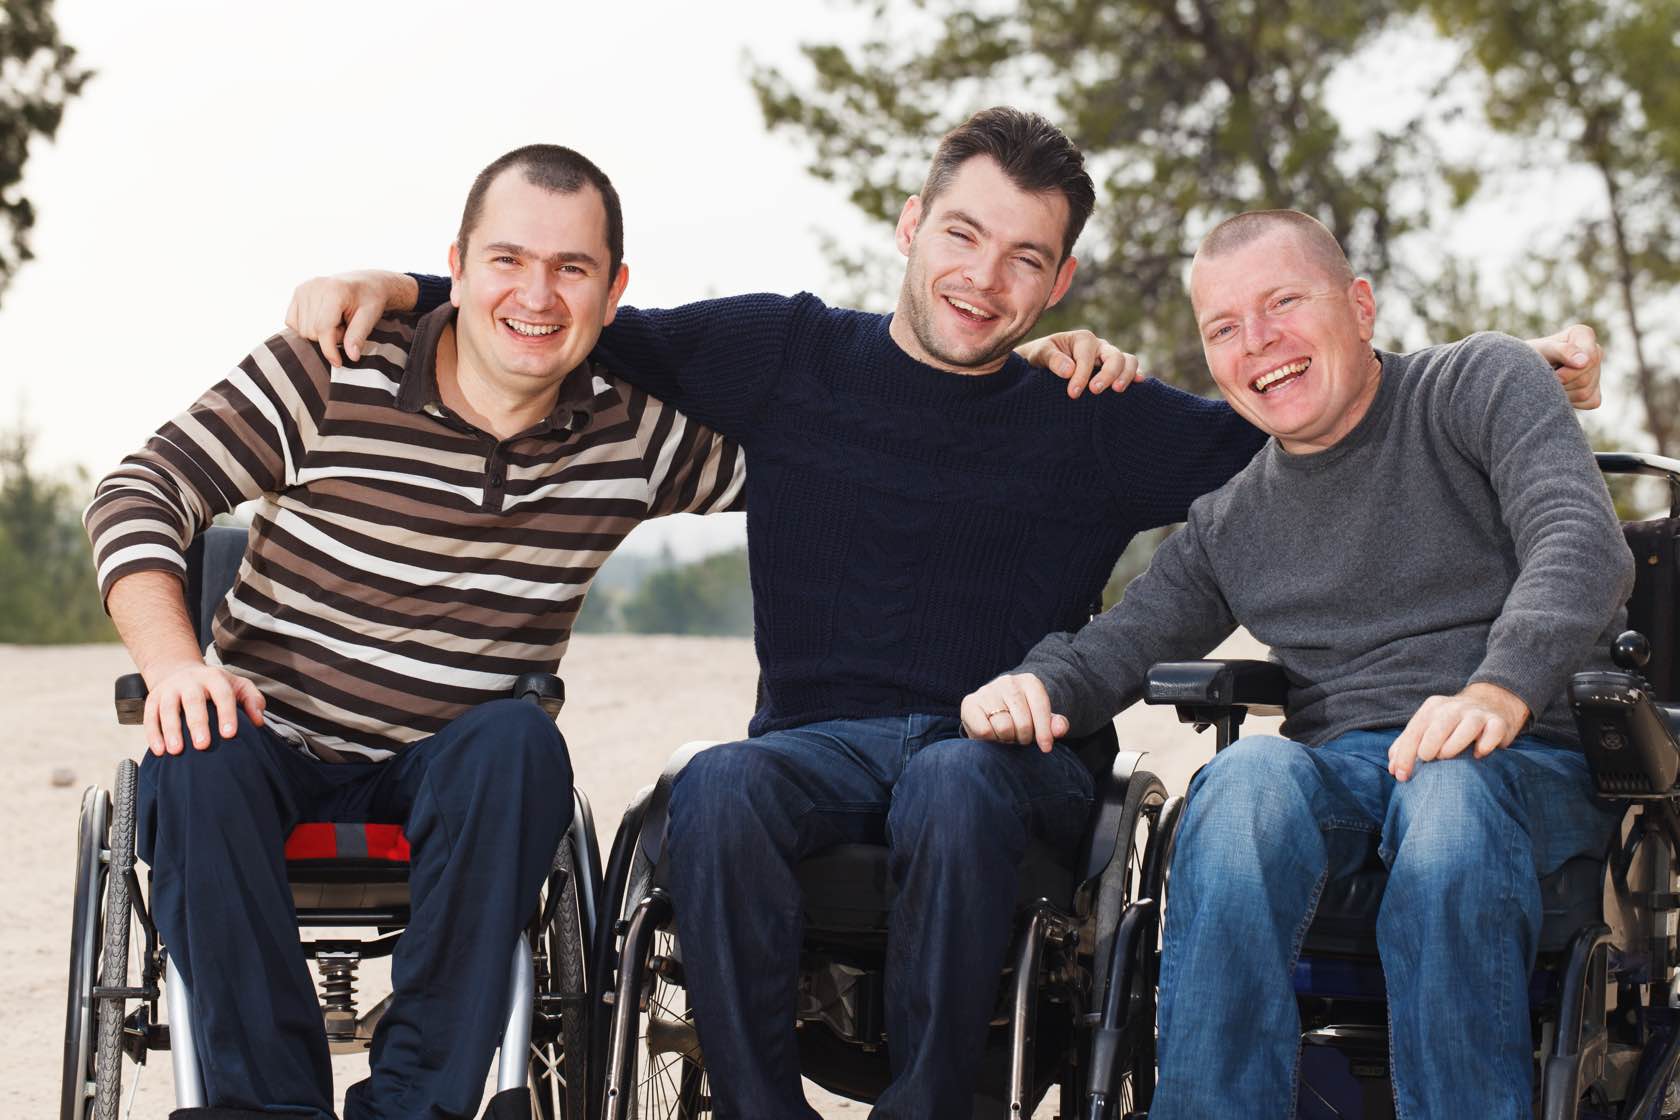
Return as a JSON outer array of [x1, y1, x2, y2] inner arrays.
[[511, 671, 565, 716], [638, 740, 722, 869], [115, 673, 147, 725], [1571, 669, 1680, 795], [1144, 659, 1288, 713]]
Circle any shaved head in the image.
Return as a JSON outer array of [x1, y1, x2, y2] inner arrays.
[[1193, 210, 1354, 292]]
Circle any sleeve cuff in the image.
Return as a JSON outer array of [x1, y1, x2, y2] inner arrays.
[[409, 273, 451, 314]]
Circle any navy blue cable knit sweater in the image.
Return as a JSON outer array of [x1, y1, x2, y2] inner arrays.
[[413, 277, 1264, 734]]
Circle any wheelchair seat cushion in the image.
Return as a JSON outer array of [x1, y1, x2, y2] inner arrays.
[[284, 822, 412, 913], [283, 822, 411, 863], [796, 839, 1076, 934], [1304, 844, 1604, 957]]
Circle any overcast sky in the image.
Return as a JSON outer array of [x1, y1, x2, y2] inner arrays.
[[0, 0, 889, 557]]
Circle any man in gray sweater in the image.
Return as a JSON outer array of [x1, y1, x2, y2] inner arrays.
[[961, 209, 1634, 1119]]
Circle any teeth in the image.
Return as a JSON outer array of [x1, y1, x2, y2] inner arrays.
[[945, 296, 996, 319], [506, 320, 563, 337], [1254, 359, 1308, 392]]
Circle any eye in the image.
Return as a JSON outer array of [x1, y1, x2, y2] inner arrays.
[[558, 263, 586, 276], [948, 228, 975, 244], [492, 255, 519, 266], [1208, 324, 1235, 341], [1274, 294, 1300, 309], [1013, 255, 1044, 272]]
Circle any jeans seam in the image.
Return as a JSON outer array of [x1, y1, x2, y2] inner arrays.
[[1285, 862, 1332, 1120]]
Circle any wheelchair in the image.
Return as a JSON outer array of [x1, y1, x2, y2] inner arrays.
[[1113, 450, 1680, 1119], [592, 724, 1171, 1120], [60, 524, 604, 1120]]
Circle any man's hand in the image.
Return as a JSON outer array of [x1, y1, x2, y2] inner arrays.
[[143, 659, 266, 757], [1387, 682, 1529, 781], [959, 673, 1069, 753], [1016, 331, 1144, 398], [1526, 324, 1602, 410], [285, 270, 420, 366]]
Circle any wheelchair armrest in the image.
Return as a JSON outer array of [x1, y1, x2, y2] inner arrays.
[[1571, 669, 1680, 797], [115, 673, 147, 725], [1143, 659, 1288, 719], [512, 671, 565, 716]]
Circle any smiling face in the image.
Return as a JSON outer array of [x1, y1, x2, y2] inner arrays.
[[1191, 226, 1380, 454], [447, 169, 628, 403], [889, 155, 1079, 374]]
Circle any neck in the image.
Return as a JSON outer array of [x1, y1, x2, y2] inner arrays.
[[886, 298, 1009, 378], [435, 326, 563, 440], [1278, 349, 1384, 456]]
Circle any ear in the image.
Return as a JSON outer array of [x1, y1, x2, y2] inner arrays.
[[602, 262, 631, 326], [894, 195, 924, 259], [1044, 255, 1080, 311], [1349, 277, 1377, 341], [448, 241, 464, 308]]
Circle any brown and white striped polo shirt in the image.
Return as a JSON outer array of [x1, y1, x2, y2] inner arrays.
[[85, 305, 743, 761]]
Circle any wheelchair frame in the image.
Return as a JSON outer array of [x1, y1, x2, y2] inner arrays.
[[593, 736, 1172, 1120], [1108, 450, 1680, 1120], [60, 524, 604, 1120]]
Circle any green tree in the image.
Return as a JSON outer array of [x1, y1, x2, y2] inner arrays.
[[0, 427, 114, 643], [622, 547, 753, 636], [0, 0, 91, 301], [750, 0, 1458, 390], [1409, 0, 1680, 454]]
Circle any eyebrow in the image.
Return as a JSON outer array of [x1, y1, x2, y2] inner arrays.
[[482, 241, 602, 269], [942, 208, 1058, 263]]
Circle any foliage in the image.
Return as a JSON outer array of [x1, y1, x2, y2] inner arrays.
[[621, 547, 753, 636], [0, 427, 113, 643], [749, 0, 1465, 392], [0, 0, 91, 302], [1407, 0, 1680, 454]]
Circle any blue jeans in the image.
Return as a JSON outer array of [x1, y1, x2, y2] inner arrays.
[[661, 715, 1095, 1120], [137, 699, 573, 1119], [1152, 730, 1619, 1120]]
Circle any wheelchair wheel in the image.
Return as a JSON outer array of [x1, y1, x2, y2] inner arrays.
[[628, 925, 707, 1118], [94, 761, 138, 1120], [530, 834, 590, 1120], [1083, 770, 1169, 1119], [61, 784, 107, 1120]]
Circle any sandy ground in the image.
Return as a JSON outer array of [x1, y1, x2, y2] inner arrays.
[[5, 631, 1275, 1118]]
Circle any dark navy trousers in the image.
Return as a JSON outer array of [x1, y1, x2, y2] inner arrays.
[[662, 715, 1094, 1120], [137, 699, 573, 1120]]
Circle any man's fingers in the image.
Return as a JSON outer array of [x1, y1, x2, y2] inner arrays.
[[343, 302, 382, 364], [961, 694, 1000, 740], [1389, 714, 1425, 781], [1473, 717, 1507, 758], [1433, 715, 1487, 761], [180, 689, 214, 751], [204, 674, 240, 739], [235, 677, 267, 726], [143, 693, 166, 756], [1022, 678, 1058, 753], [1000, 688, 1036, 746], [1090, 349, 1141, 394], [318, 324, 344, 368]]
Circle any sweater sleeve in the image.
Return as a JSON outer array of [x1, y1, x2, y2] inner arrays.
[[1013, 509, 1240, 736], [83, 330, 327, 602], [1094, 379, 1267, 528], [410, 275, 797, 441], [1440, 332, 1634, 717]]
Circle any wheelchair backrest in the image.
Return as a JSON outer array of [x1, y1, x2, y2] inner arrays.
[[182, 524, 249, 652], [1600, 453, 1680, 701]]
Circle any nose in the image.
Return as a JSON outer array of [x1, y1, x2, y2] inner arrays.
[[518, 266, 557, 311], [962, 251, 1004, 293], [1241, 312, 1280, 353]]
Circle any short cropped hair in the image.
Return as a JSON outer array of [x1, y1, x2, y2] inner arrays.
[[457, 144, 624, 279], [1197, 210, 1354, 285], [919, 107, 1095, 261]]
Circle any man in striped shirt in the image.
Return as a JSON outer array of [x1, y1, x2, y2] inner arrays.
[[85, 145, 741, 1120]]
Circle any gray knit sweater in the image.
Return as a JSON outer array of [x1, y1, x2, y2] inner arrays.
[[1017, 332, 1635, 748]]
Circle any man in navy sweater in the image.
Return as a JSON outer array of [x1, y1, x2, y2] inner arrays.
[[288, 110, 1601, 1118]]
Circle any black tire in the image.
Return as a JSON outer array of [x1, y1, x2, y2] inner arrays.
[[1086, 769, 1168, 1116], [93, 761, 138, 1120], [530, 835, 590, 1119], [61, 786, 110, 1120]]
